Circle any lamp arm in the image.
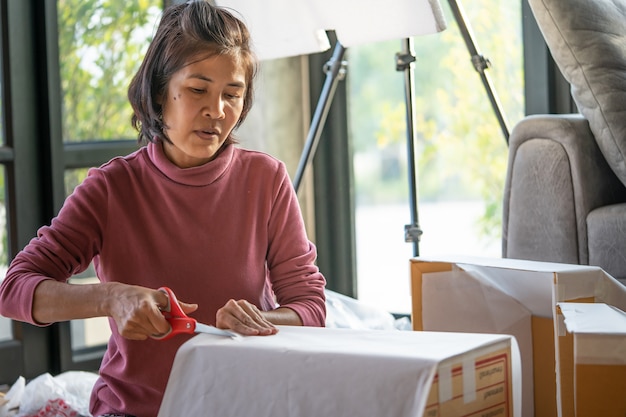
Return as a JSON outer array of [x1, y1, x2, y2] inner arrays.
[[293, 41, 348, 192], [447, 0, 510, 144]]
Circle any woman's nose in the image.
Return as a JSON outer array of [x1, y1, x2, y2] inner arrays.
[[203, 96, 225, 120]]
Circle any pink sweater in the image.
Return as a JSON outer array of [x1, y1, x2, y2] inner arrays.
[[0, 142, 326, 417]]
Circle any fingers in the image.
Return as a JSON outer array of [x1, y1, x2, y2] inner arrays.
[[145, 298, 172, 338], [179, 301, 199, 315], [111, 285, 171, 340], [110, 285, 276, 340], [216, 299, 278, 336]]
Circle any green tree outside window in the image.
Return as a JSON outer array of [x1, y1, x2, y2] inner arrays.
[[58, 0, 161, 193]]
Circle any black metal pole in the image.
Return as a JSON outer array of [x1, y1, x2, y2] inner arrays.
[[447, 0, 510, 144], [293, 41, 347, 192], [396, 38, 422, 257]]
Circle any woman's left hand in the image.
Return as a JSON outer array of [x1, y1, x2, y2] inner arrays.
[[215, 299, 278, 336]]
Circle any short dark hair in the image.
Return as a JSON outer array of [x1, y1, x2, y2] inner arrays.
[[128, 0, 257, 144]]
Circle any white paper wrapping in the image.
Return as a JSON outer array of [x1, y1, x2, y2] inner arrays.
[[158, 326, 517, 417], [559, 302, 626, 365]]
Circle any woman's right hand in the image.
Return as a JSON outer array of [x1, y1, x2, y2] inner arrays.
[[105, 283, 197, 340], [31, 280, 198, 340]]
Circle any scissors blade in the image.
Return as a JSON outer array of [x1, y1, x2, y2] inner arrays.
[[195, 322, 241, 339]]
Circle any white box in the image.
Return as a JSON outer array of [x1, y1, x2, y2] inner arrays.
[[158, 326, 521, 417]]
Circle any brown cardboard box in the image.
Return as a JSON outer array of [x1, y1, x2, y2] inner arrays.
[[558, 303, 626, 417], [410, 256, 626, 417]]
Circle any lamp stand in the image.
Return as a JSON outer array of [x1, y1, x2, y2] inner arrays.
[[397, 0, 511, 256], [293, 41, 348, 192], [396, 38, 423, 257]]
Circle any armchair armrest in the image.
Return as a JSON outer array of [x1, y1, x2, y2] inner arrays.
[[503, 114, 626, 265]]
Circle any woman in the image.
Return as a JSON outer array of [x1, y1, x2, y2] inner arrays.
[[0, 1, 326, 416]]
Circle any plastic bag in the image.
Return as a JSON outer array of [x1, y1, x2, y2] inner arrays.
[[0, 376, 25, 417], [18, 374, 66, 416], [2, 371, 98, 417], [49, 372, 97, 417], [325, 289, 411, 330], [22, 398, 77, 417]]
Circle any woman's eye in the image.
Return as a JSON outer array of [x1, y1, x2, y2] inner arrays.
[[225, 91, 243, 100], [190, 87, 205, 94]]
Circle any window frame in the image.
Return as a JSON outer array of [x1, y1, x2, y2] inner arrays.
[[0, 0, 56, 383]]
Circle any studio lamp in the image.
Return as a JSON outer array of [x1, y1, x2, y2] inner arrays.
[[215, 0, 447, 256]]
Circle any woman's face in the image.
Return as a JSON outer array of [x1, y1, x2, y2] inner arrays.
[[161, 54, 246, 168]]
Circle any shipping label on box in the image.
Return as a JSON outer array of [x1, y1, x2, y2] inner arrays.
[[424, 342, 514, 417], [410, 255, 626, 417]]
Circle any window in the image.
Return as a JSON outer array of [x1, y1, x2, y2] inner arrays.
[[57, 0, 162, 362], [349, 0, 524, 314], [58, 0, 161, 144]]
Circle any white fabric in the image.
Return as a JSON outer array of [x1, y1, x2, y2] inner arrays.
[[158, 326, 516, 417]]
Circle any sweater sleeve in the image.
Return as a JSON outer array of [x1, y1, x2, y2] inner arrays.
[[0, 169, 107, 324], [265, 162, 326, 327]]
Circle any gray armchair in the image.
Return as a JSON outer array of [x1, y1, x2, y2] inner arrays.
[[502, 0, 626, 283]]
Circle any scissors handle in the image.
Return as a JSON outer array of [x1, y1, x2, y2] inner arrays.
[[154, 286, 197, 340]]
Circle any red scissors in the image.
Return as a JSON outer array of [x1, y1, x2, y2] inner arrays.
[[153, 286, 240, 340]]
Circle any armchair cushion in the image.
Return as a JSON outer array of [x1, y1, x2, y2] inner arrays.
[[503, 114, 626, 266], [587, 203, 626, 281], [529, 0, 626, 186]]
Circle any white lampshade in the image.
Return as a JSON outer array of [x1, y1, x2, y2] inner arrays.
[[215, 0, 447, 60]]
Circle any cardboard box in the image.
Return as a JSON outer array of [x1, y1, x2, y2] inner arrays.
[[158, 326, 521, 417], [558, 303, 626, 417], [410, 256, 626, 417]]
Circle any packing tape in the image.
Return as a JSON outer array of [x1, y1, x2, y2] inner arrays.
[[463, 355, 477, 403], [438, 362, 453, 403]]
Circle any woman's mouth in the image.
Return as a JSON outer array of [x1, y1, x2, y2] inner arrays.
[[196, 129, 220, 140]]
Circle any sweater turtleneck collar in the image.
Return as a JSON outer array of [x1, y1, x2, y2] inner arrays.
[[145, 141, 235, 187]]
